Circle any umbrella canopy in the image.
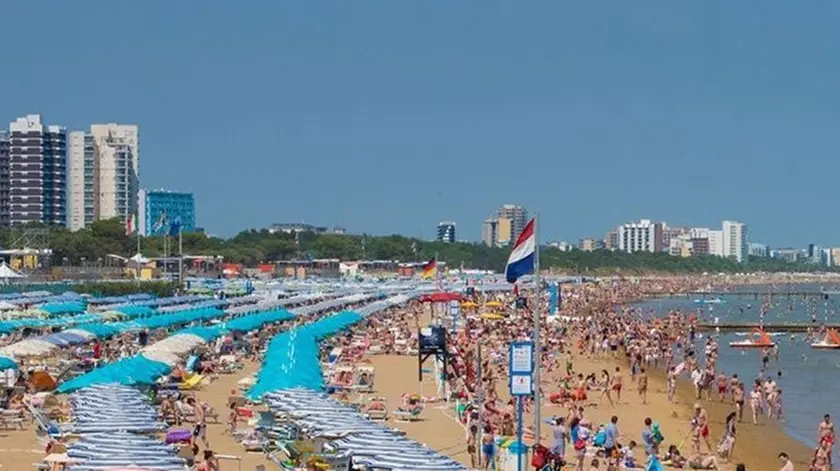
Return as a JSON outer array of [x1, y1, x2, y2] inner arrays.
[[418, 292, 463, 303]]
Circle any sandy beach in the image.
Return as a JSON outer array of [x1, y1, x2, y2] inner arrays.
[[367, 346, 816, 470]]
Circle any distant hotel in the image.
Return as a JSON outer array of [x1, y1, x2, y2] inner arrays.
[[8, 115, 67, 227], [617, 219, 664, 253], [482, 204, 528, 247], [436, 221, 456, 243], [138, 189, 195, 236], [268, 223, 346, 235], [68, 123, 139, 231]]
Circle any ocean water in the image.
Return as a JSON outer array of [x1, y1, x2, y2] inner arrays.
[[635, 285, 840, 449]]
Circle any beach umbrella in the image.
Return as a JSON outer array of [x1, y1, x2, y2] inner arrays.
[[102, 468, 170, 471]]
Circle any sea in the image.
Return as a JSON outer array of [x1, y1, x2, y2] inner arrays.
[[635, 284, 840, 449]]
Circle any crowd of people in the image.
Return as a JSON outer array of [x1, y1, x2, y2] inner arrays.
[[344, 277, 833, 471]]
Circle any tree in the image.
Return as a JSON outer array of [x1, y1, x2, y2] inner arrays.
[[0, 218, 827, 275]]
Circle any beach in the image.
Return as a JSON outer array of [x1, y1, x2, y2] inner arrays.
[[364, 344, 814, 470]]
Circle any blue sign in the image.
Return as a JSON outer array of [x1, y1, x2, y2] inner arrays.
[[508, 341, 534, 396]]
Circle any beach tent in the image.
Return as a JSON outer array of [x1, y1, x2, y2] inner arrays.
[[0, 262, 24, 280]]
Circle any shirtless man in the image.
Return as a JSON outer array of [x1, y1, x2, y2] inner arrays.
[[637, 368, 648, 405], [611, 367, 623, 403], [818, 414, 835, 455], [692, 403, 713, 454], [188, 397, 210, 448], [732, 381, 745, 423], [716, 373, 728, 402], [666, 366, 677, 403]]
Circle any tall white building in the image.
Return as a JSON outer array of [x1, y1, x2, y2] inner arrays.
[[68, 124, 139, 230], [722, 220, 748, 262], [617, 219, 663, 253], [708, 230, 724, 257]]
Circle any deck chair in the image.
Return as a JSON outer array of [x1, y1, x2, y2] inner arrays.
[[393, 405, 423, 423], [0, 409, 25, 430], [178, 374, 205, 390]]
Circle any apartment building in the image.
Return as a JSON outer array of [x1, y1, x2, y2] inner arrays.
[[68, 124, 139, 230], [8, 115, 67, 226]]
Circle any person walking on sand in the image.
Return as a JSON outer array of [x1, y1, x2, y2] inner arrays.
[[732, 381, 745, 423], [691, 403, 713, 455], [637, 368, 648, 405], [818, 414, 835, 455], [599, 369, 615, 406], [667, 366, 677, 403], [611, 367, 623, 403], [716, 411, 737, 460], [603, 416, 620, 468]]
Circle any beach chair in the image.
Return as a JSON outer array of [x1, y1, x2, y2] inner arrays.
[[393, 405, 423, 422], [178, 373, 205, 390], [0, 408, 25, 430], [362, 397, 388, 421], [27, 405, 70, 439]]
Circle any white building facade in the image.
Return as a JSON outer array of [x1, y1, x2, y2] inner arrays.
[[68, 124, 139, 230], [721, 220, 748, 263], [618, 219, 662, 253]]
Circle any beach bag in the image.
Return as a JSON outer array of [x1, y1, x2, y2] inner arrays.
[[652, 423, 665, 444], [593, 430, 606, 447], [531, 445, 549, 468], [574, 439, 586, 451]]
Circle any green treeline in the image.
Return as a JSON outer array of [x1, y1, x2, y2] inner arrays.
[[0, 218, 826, 275]]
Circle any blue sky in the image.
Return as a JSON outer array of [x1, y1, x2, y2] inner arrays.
[[1, 2, 838, 247]]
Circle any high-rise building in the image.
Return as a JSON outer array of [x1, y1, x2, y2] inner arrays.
[[137, 189, 195, 236], [708, 230, 724, 257], [617, 219, 664, 253], [604, 230, 620, 251], [0, 132, 9, 227], [436, 221, 456, 243], [689, 227, 711, 255], [481, 218, 499, 247], [68, 124, 139, 230], [721, 220, 748, 262], [482, 217, 513, 247], [8, 115, 67, 226], [497, 204, 528, 244]]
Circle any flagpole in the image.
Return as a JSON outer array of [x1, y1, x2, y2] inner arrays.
[[435, 251, 441, 292], [532, 214, 542, 445], [178, 225, 184, 286]]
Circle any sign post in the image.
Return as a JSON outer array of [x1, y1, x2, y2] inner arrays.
[[449, 300, 460, 334], [509, 341, 534, 471]]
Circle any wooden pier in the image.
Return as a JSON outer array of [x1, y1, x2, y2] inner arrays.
[[696, 323, 840, 333]]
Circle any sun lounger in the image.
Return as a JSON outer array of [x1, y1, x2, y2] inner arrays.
[[178, 373, 205, 390], [393, 406, 423, 422], [0, 409, 25, 430]]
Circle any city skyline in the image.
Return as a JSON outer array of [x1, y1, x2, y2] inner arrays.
[[2, 113, 195, 233]]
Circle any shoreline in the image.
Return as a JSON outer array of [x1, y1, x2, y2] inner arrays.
[[625, 292, 819, 468]]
